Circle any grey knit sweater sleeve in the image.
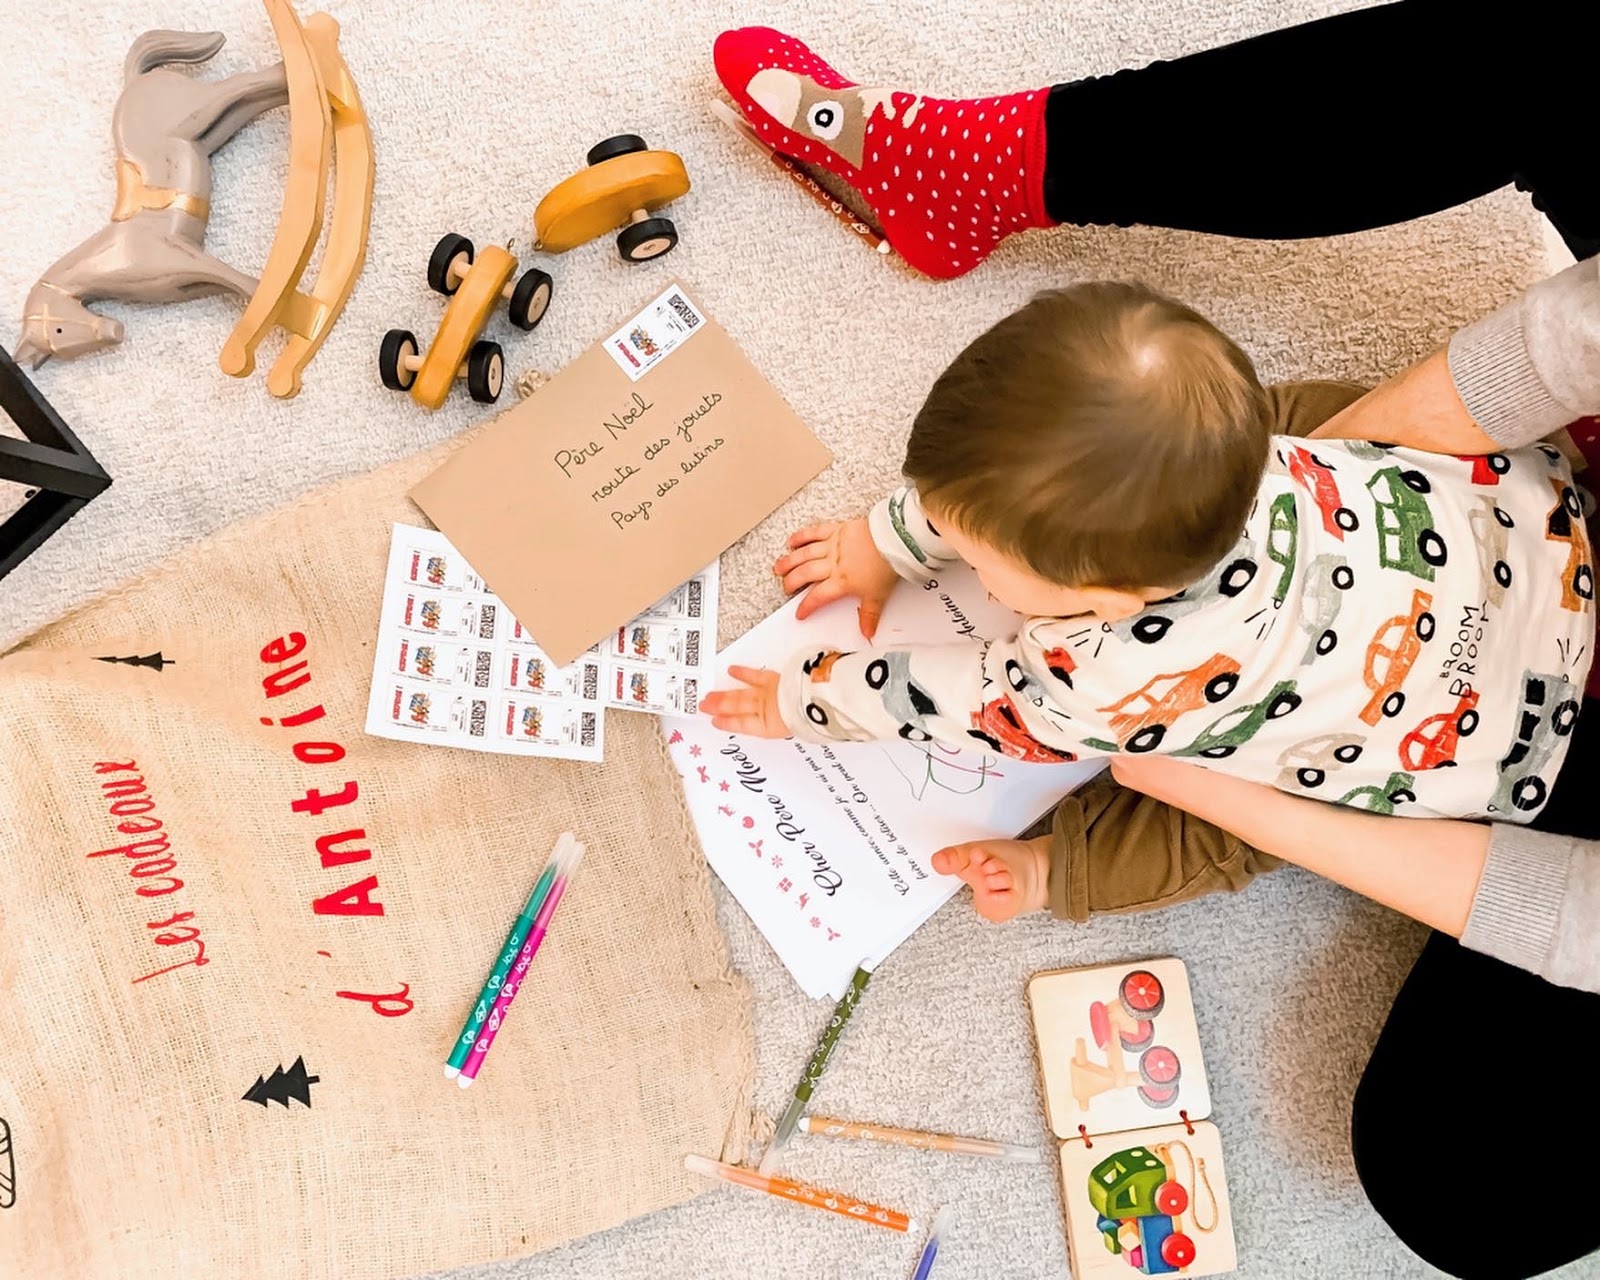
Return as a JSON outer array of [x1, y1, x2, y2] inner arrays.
[[1447, 256, 1600, 445], [1451, 258, 1600, 993], [1464, 825, 1600, 994]]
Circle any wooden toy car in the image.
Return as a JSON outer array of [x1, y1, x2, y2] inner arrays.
[[379, 234, 552, 410], [533, 135, 690, 263]]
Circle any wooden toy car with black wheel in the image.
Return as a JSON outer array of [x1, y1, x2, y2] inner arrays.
[[533, 134, 690, 263], [379, 233, 552, 410]]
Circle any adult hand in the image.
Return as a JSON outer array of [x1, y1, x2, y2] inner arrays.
[[774, 517, 899, 639]]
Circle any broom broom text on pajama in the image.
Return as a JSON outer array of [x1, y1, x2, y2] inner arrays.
[[87, 761, 212, 986]]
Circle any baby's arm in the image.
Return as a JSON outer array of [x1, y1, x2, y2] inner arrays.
[[774, 628, 1092, 762], [866, 486, 965, 584], [777, 486, 965, 639]]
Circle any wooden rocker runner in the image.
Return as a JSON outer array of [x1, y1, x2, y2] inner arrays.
[[219, 0, 373, 398], [10, 0, 371, 400]]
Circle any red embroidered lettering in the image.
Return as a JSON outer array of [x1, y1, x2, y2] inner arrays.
[[109, 797, 156, 816], [262, 660, 312, 699], [259, 632, 307, 664], [291, 781, 359, 816], [335, 983, 414, 1016], [100, 777, 148, 799], [88, 834, 171, 861], [87, 766, 210, 983], [316, 829, 371, 869], [312, 875, 385, 917], [259, 702, 327, 729], [292, 740, 346, 765]]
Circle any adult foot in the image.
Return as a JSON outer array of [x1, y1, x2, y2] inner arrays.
[[932, 835, 1051, 921], [714, 26, 1053, 279]]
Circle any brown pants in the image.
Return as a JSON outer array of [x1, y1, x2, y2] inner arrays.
[[1045, 380, 1369, 921]]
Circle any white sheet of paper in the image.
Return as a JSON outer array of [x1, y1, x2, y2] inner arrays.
[[664, 565, 1104, 998]]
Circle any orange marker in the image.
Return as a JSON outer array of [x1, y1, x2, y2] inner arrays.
[[683, 1154, 915, 1233]]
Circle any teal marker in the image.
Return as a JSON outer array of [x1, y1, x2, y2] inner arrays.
[[444, 837, 568, 1078]]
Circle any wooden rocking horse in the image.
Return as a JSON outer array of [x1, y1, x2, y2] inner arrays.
[[12, 0, 372, 399]]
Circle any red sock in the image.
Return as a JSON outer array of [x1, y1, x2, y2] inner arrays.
[[714, 27, 1053, 280]]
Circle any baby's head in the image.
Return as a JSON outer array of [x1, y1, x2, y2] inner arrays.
[[905, 281, 1270, 621]]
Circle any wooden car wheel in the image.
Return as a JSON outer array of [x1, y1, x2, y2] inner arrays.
[[466, 340, 504, 404], [1137, 1083, 1180, 1109], [508, 268, 554, 331], [378, 328, 419, 391], [587, 134, 649, 165], [1155, 1179, 1189, 1217], [428, 233, 474, 296], [617, 216, 678, 262]]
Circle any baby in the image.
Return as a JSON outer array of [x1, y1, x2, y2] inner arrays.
[[701, 281, 1595, 918]]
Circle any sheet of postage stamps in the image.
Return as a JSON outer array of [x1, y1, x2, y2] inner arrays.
[[365, 524, 716, 760]]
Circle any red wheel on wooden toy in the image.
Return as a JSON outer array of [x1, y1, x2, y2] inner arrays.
[[1139, 1046, 1181, 1087], [1138, 1083, 1179, 1109], [1088, 1000, 1111, 1049], [1162, 1232, 1197, 1268], [1119, 1019, 1155, 1052], [1119, 969, 1165, 1019], [1155, 1179, 1189, 1216]]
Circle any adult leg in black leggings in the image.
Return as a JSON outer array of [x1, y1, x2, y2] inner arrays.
[[1044, 0, 1600, 259], [715, 2, 1597, 278], [1349, 697, 1600, 1280]]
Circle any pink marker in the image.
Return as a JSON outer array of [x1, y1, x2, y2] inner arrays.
[[457, 839, 584, 1088]]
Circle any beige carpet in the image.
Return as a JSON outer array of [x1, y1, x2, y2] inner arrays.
[[2, 1, 1584, 1277]]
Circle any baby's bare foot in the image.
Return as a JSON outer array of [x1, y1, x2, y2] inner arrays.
[[931, 835, 1050, 922]]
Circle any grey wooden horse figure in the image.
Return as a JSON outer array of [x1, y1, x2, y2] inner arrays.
[[12, 30, 287, 369]]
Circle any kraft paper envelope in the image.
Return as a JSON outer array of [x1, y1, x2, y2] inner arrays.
[[411, 282, 832, 666]]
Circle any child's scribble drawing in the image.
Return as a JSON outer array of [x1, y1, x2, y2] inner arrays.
[[881, 738, 1005, 800]]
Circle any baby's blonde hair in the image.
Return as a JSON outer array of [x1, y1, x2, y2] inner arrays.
[[905, 281, 1270, 589]]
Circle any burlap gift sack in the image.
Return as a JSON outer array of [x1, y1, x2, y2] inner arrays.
[[0, 432, 754, 1280]]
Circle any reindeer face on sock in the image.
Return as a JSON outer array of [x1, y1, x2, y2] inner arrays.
[[745, 67, 884, 169]]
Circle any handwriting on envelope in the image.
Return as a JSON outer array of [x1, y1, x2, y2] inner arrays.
[[412, 283, 832, 666]]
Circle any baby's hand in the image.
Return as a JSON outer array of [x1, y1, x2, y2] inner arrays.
[[700, 665, 791, 739], [932, 836, 1051, 922], [774, 517, 899, 640]]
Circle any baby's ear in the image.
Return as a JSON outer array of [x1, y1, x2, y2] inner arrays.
[[1084, 587, 1149, 623]]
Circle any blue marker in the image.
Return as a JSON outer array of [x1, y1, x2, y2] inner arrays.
[[912, 1206, 951, 1280]]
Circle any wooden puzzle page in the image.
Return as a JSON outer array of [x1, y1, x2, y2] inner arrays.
[[1029, 957, 1211, 1138], [1059, 1119, 1237, 1279]]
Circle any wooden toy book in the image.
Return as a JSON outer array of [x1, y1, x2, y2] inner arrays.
[[1028, 958, 1238, 1279]]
